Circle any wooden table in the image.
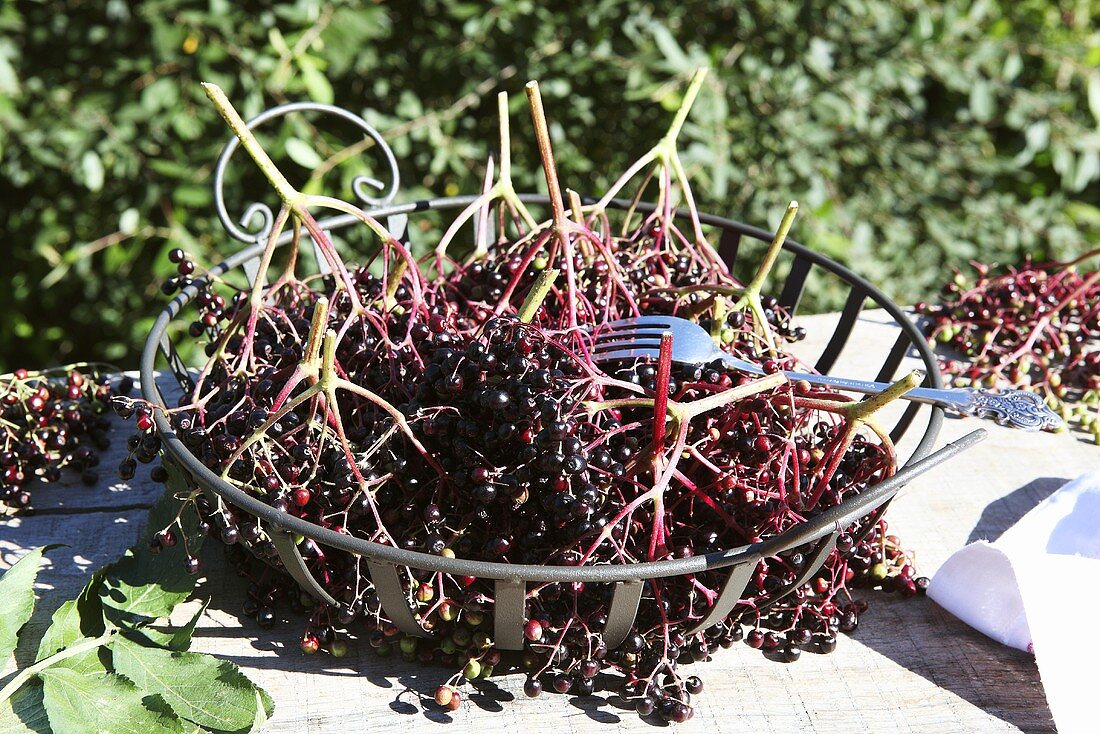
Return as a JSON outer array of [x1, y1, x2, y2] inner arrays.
[[4, 311, 1095, 733]]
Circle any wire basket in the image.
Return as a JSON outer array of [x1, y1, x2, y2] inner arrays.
[[140, 102, 984, 652]]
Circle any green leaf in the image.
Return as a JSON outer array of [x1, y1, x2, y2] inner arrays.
[[119, 208, 140, 235], [297, 57, 334, 104], [969, 80, 995, 123], [111, 640, 273, 733], [246, 689, 269, 734], [36, 570, 108, 675], [80, 151, 104, 193], [284, 138, 324, 169], [40, 668, 184, 734], [0, 49, 19, 96], [125, 600, 208, 652], [648, 23, 691, 72], [0, 681, 51, 734], [1, 547, 51, 664]]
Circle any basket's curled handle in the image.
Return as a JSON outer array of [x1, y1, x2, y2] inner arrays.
[[212, 101, 401, 246]]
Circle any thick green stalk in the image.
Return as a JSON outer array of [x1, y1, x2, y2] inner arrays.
[[847, 370, 923, 421], [201, 83, 298, 206], [658, 69, 708, 149], [745, 201, 798, 297], [518, 269, 560, 323]]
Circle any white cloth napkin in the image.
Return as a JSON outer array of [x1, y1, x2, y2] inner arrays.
[[928, 468, 1100, 734]]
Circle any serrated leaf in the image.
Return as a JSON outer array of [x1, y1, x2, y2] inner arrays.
[[1, 547, 51, 664], [247, 689, 269, 734], [40, 668, 184, 734], [142, 696, 204, 734], [111, 641, 273, 732], [0, 681, 51, 734], [126, 600, 208, 652], [36, 571, 108, 675], [284, 138, 323, 169]]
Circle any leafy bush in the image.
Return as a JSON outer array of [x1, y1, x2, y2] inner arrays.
[[1, 0, 1096, 369]]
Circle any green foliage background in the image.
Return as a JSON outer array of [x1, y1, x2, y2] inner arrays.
[[1, 0, 1097, 370]]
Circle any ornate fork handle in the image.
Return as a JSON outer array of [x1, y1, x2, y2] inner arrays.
[[950, 387, 1064, 432], [721, 357, 1065, 432]]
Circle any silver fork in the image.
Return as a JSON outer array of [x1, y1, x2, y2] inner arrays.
[[592, 315, 1064, 431]]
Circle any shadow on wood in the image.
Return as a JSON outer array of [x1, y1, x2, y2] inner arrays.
[[965, 477, 1068, 546]]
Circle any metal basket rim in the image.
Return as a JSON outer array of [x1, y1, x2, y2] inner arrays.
[[141, 195, 975, 584]]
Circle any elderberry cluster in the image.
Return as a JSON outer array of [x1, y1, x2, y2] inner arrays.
[[918, 255, 1099, 441], [1, 367, 124, 513]]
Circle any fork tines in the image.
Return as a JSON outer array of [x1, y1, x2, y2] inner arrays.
[[590, 318, 673, 362]]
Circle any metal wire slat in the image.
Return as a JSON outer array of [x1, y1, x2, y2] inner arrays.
[[757, 531, 840, 611], [815, 289, 866, 374], [367, 560, 430, 637], [271, 529, 338, 607], [686, 562, 756, 635], [160, 332, 194, 395], [778, 255, 813, 314], [494, 578, 526, 650], [717, 229, 741, 269], [875, 332, 912, 383], [603, 580, 644, 649], [891, 380, 931, 443]]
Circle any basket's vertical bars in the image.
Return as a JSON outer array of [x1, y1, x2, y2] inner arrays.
[[387, 214, 409, 245], [158, 332, 194, 394], [757, 531, 840, 612], [718, 229, 741, 270], [242, 248, 262, 287], [494, 578, 526, 650], [875, 332, 911, 383], [815, 290, 866, 374], [777, 255, 812, 314], [366, 559, 429, 637], [603, 580, 644, 649], [271, 530, 338, 606], [686, 561, 756, 635]]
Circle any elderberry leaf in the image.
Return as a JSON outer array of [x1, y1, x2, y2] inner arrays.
[[40, 668, 185, 734], [0, 546, 55, 664], [142, 696, 204, 734], [0, 680, 50, 734], [36, 569, 108, 674], [124, 600, 208, 652], [111, 640, 274, 733]]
